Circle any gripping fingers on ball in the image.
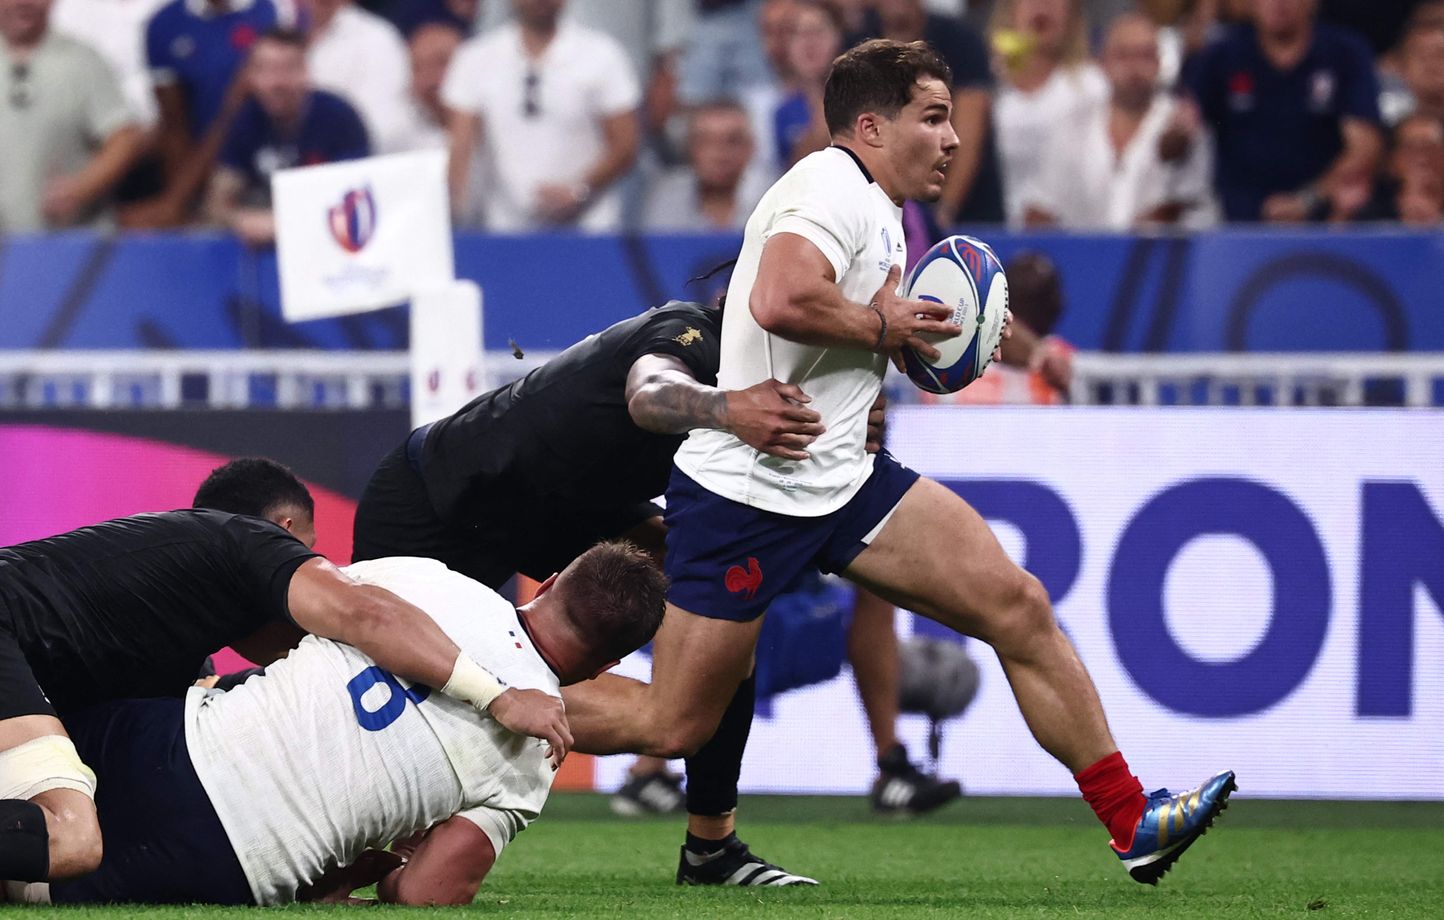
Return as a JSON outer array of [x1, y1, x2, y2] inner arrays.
[[907, 337, 944, 362]]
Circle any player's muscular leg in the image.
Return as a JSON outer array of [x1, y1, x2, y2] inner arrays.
[[844, 478, 1118, 773], [0, 716, 102, 880], [563, 604, 762, 759]]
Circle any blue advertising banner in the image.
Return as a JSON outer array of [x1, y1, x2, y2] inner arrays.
[[1, 229, 1441, 353]]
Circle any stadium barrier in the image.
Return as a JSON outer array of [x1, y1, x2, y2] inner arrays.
[[3, 350, 1443, 409]]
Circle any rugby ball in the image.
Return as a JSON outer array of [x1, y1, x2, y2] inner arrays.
[[900, 235, 1009, 394]]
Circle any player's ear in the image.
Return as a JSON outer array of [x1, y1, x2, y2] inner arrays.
[[533, 573, 560, 597], [587, 659, 622, 680], [856, 111, 885, 147]]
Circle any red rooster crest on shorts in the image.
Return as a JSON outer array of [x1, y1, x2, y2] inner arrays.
[[724, 556, 763, 600]]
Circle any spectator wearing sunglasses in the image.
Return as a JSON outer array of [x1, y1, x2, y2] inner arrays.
[[0, 0, 146, 232], [441, 0, 640, 231]]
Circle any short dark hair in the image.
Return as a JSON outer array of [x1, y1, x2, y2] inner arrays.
[[193, 458, 315, 521], [823, 39, 952, 136], [1004, 251, 1064, 336], [556, 541, 667, 664]]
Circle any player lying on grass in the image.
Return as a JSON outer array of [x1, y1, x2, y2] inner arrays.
[[0, 509, 570, 888], [1, 543, 664, 906]]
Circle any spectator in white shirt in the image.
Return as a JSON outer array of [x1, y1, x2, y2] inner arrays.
[[300, 0, 411, 154], [0, 0, 147, 231], [382, 20, 461, 153], [1022, 11, 1215, 230], [443, 0, 640, 231], [642, 99, 766, 230], [50, 0, 168, 127], [989, 0, 1108, 224]]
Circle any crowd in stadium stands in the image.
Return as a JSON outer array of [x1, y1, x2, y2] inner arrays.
[[3, 0, 1444, 236]]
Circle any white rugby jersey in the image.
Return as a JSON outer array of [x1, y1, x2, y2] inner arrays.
[[673, 146, 905, 516], [183, 557, 558, 906]]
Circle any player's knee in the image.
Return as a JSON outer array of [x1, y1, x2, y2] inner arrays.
[[41, 798, 103, 879], [989, 571, 1055, 648], [0, 735, 103, 880]]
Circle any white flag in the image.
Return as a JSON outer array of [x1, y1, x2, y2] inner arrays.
[[273, 150, 453, 321]]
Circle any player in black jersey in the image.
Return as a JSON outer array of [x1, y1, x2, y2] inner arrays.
[[353, 300, 902, 886], [0, 510, 574, 888], [353, 300, 821, 584]]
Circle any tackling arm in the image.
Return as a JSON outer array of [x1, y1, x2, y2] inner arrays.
[[625, 353, 825, 461], [285, 559, 573, 762]]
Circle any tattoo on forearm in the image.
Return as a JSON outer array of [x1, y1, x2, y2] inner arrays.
[[633, 380, 728, 433]]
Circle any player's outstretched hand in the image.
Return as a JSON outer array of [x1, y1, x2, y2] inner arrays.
[[870, 263, 963, 371], [489, 688, 573, 769], [726, 379, 826, 461]]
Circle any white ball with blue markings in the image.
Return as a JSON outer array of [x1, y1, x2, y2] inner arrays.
[[900, 235, 1009, 394]]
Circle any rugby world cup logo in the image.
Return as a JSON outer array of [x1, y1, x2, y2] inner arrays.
[[328, 185, 377, 254]]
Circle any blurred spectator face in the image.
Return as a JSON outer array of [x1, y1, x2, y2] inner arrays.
[[689, 104, 754, 193], [249, 37, 310, 123], [788, 2, 842, 87], [409, 23, 462, 117], [1254, 0, 1317, 37], [759, 0, 800, 82], [1010, 0, 1073, 57], [1102, 15, 1161, 112], [513, 0, 563, 31], [0, 0, 51, 46], [1392, 114, 1444, 181], [1403, 27, 1444, 103], [1004, 251, 1063, 336], [875, 0, 925, 28], [1412, 1, 1444, 32]]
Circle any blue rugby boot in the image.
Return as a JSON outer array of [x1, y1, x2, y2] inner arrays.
[[1113, 770, 1237, 885]]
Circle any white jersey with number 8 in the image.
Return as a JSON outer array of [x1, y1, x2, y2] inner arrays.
[[183, 557, 558, 906]]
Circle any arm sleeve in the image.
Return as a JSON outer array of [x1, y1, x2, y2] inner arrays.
[[145, 13, 177, 84], [768, 170, 866, 283], [589, 36, 642, 116], [1339, 34, 1382, 123], [441, 42, 484, 115], [624, 308, 721, 384], [80, 47, 138, 142], [453, 805, 527, 858], [222, 514, 321, 625]]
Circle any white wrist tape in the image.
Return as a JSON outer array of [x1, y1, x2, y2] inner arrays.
[[440, 653, 506, 711]]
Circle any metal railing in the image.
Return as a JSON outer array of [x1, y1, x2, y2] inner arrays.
[[1070, 353, 1444, 408], [0, 350, 1440, 410]]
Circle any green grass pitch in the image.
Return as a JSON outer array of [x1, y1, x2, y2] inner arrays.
[[14, 794, 1442, 918]]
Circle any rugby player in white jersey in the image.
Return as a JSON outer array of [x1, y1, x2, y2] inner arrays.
[[564, 39, 1235, 887], [10, 543, 664, 906]]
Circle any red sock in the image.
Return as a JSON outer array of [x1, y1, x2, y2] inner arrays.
[[1074, 752, 1146, 850]]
